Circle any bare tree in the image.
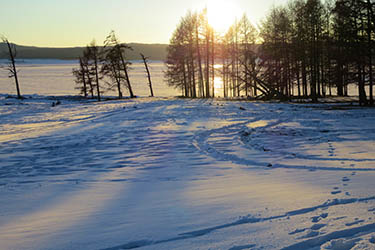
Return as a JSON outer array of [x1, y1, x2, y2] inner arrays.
[[73, 57, 88, 97], [2, 37, 22, 99], [102, 35, 125, 99], [140, 53, 154, 97], [103, 31, 135, 98], [85, 40, 102, 101]]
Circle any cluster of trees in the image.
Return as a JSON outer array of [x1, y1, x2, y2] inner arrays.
[[260, 0, 374, 105], [2, 32, 154, 101], [73, 31, 154, 101], [165, 9, 258, 98], [165, 0, 375, 105]]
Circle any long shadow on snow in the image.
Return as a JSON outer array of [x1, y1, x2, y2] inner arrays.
[[101, 196, 375, 249]]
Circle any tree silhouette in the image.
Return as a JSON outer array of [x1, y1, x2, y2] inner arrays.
[[140, 53, 154, 97], [166, 1, 375, 104], [103, 31, 135, 98], [2, 37, 21, 99], [84, 40, 102, 101], [73, 57, 88, 98]]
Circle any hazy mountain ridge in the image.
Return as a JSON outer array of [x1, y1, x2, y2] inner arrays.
[[0, 43, 168, 61]]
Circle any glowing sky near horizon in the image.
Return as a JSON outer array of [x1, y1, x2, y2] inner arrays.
[[0, 0, 288, 47]]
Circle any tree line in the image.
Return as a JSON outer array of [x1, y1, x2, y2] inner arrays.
[[165, 0, 375, 105]]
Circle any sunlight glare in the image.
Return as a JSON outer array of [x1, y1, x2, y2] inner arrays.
[[214, 77, 223, 90], [207, 0, 240, 32]]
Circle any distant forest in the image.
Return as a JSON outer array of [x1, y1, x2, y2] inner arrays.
[[0, 43, 168, 61]]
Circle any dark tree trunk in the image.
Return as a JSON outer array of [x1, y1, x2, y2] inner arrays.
[[79, 58, 88, 97], [119, 53, 135, 98], [183, 62, 188, 97], [358, 62, 368, 105], [111, 63, 122, 99], [141, 54, 154, 97], [94, 56, 101, 102], [211, 31, 215, 98], [205, 28, 210, 98], [196, 22, 205, 97], [5, 40, 21, 99], [368, 0, 374, 105]]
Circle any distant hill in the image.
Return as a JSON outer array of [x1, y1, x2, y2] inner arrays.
[[0, 43, 168, 61]]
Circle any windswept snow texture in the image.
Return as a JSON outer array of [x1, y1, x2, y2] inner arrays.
[[1, 96, 375, 250]]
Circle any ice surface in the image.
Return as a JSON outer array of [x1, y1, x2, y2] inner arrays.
[[0, 60, 179, 97], [0, 96, 375, 250]]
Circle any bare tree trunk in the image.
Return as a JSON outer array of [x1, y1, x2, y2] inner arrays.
[[358, 62, 367, 105], [182, 62, 188, 97], [235, 22, 240, 97], [337, 59, 344, 96], [79, 58, 88, 97], [85, 64, 94, 98], [296, 61, 301, 97], [191, 57, 197, 98], [94, 56, 101, 102], [4, 39, 21, 99], [119, 52, 135, 98], [82, 73, 88, 98], [141, 54, 154, 97], [111, 63, 122, 98], [187, 59, 192, 97], [253, 64, 257, 96], [196, 21, 205, 97], [302, 59, 308, 97], [368, 0, 374, 105], [211, 31, 215, 98], [205, 27, 210, 98], [188, 33, 197, 98]]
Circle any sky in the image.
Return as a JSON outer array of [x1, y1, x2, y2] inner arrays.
[[0, 0, 289, 47]]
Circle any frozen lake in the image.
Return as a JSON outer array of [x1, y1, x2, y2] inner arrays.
[[0, 59, 180, 97], [0, 59, 365, 98]]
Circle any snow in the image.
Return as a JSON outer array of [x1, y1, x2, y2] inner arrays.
[[1, 95, 375, 250]]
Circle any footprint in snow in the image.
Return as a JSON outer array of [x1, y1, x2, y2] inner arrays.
[[289, 228, 307, 235], [312, 213, 329, 223], [311, 223, 327, 231], [299, 230, 320, 239], [331, 190, 342, 195], [345, 219, 365, 227], [342, 177, 351, 182]]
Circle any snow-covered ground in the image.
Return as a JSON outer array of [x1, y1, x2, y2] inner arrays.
[[0, 95, 375, 250]]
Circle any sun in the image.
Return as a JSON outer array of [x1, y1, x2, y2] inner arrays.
[[207, 0, 240, 32]]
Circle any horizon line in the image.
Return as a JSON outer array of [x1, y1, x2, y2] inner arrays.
[[0, 41, 170, 49]]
